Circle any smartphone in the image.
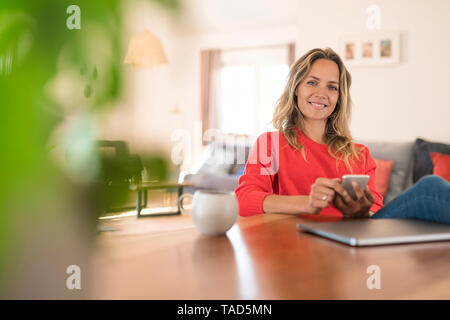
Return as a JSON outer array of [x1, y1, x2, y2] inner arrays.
[[341, 175, 370, 200]]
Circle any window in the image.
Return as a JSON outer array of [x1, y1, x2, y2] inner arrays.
[[216, 46, 290, 139]]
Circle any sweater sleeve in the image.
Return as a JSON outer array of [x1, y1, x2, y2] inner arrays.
[[234, 132, 278, 217], [363, 146, 384, 213]]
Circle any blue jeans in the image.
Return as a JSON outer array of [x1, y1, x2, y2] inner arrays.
[[372, 175, 450, 225]]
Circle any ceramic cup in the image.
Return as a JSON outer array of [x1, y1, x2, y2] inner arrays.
[[178, 190, 238, 236]]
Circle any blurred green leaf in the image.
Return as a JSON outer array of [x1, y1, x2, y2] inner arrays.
[[84, 84, 92, 98], [0, 0, 180, 298]]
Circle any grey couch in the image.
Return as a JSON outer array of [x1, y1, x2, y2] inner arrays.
[[182, 139, 427, 205], [356, 140, 414, 204], [182, 142, 251, 194]]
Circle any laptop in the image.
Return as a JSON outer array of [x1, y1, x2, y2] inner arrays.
[[296, 218, 450, 246]]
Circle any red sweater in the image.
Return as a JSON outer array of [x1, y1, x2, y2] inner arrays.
[[234, 128, 383, 217]]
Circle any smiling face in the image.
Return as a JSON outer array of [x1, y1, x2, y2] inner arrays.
[[296, 58, 340, 123]]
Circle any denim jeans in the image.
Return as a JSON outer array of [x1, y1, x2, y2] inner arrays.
[[372, 175, 450, 224]]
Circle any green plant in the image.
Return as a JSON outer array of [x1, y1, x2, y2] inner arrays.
[[0, 0, 179, 298]]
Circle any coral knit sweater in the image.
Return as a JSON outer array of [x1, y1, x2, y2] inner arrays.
[[235, 128, 384, 217]]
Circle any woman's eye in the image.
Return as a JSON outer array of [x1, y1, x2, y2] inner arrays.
[[307, 81, 316, 85], [329, 86, 338, 91]]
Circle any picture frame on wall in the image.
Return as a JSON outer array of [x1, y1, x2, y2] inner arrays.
[[339, 31, 400, 66]]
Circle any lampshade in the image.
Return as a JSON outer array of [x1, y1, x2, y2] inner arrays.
[[124, 30, 168, 68]]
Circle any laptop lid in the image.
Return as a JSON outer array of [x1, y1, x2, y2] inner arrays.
[[296, 218, 450, 246]]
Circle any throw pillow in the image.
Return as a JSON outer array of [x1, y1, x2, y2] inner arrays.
[[413, 138, 450, 183], [374, 158, 394, 198], [430, 152, 450, 181]]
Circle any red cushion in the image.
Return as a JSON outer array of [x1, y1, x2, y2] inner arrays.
[[374, 158, 394, 197], [430, 152, 450, 181]]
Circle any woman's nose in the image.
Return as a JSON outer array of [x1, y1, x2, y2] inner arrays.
[[312, 92, 327, 101], [313, 86, 328, 98]]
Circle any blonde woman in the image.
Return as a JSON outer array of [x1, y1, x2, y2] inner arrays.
[[235, 48, 450, 223]]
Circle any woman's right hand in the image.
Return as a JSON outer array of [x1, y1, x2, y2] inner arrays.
[[306, 177, 348, 214]]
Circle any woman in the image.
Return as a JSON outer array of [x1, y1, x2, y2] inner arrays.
[[235, 48, 450, 224]]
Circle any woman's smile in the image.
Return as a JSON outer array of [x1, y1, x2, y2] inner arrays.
[[308, 101, 328, 110]]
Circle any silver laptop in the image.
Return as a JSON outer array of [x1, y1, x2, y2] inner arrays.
[[296, 218, 450, 246]]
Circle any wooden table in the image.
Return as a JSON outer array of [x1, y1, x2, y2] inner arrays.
[[90, 213, 450, 299]]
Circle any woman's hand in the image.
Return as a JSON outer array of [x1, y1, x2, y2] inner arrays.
[[333, 181, 375, 218], [306, 177, 348, 214]]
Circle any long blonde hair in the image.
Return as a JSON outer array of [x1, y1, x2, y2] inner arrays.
[[272, 47, 361, 170]]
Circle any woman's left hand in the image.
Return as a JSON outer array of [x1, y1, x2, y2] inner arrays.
[[333, 181, 375, 218]]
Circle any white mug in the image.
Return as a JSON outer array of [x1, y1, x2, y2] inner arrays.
[[178, 190, 238, 236]]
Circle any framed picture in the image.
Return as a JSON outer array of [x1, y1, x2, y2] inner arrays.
[[339, 31, 400, 66]]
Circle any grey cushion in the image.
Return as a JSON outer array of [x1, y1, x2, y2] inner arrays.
[[198, 142, 251, 175], [356, 140, 415, 204], [185, 142, 250, 192], [197, 143, 235, 174], [229, 144, 251, 174]]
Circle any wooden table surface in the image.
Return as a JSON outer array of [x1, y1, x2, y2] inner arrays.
[[89, 212, 450, 299]]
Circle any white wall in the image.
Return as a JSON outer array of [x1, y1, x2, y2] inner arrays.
[[99, 0, 450, 172]]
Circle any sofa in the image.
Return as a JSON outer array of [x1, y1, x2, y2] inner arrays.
[[182, 137, 450, 205]]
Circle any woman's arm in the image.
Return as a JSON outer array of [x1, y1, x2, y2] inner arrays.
[[235, 132, 278, 217], [263, 177, 346, 215], [263, 194, 312, 215]]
